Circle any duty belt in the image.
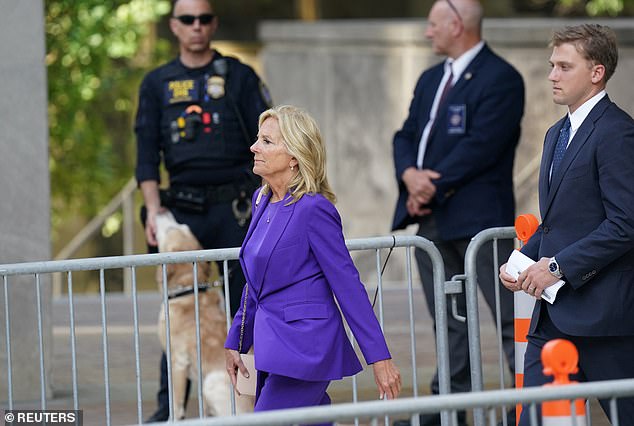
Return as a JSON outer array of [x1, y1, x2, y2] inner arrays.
[[164, 182, 255, 226], [168, 182, 252, 206], [206, 182, 246, 204]]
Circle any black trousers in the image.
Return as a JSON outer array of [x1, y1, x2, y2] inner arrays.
[[414, 216, 515, 425], [141, 200, 249, 415]]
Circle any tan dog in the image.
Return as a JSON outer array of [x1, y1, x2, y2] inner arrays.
[[154, 211, 253, 419]]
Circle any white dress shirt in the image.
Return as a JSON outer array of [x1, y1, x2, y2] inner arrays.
[[549, 90, 606, 179]]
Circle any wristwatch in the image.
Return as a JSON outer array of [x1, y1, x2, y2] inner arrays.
[[548, 257, 564, 279]]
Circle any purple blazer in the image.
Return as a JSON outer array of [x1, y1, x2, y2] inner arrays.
[[225, 189, 391, 381]]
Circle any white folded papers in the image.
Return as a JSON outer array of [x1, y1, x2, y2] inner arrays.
[[505, 250, 565, 304]]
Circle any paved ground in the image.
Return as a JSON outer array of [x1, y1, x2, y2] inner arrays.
[[4, 289, 610, 426]]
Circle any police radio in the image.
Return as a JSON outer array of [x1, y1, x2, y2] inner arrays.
[[171, 104, 211, 142], [210, 58, 252, 148], [212, 58, 228, 77]]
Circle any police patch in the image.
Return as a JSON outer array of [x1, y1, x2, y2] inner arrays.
[[206, 75, 225, 99], [259, 81, 273, 108], [166, 79, 198, 104]]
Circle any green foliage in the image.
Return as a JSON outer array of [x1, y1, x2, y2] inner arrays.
[[46, 0, 171, 230], [558, 0, 626, 15]]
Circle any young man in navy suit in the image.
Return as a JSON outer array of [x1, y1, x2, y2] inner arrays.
[[500, 24, 634, 425], [392, 0, 524, 424]]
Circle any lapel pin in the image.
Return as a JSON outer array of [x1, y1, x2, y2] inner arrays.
[[464, 72, 473, 80]]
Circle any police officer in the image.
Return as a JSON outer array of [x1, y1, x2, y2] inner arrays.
[[134, 0, 271, 421]]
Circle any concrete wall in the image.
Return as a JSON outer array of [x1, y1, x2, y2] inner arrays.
[[0, 1, 52, 402], [258, 18, 634, 282]]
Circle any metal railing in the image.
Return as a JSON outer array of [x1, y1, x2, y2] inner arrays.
[[2, 231, 630, 425], [1, 236, 451, 426], [141, 378, 634, 426]]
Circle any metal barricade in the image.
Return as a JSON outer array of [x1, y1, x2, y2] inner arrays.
[[131, 378, 634, 426], [2, 248, 241, 425], [462, 225, 633, 426], [464, 226, 517, 426], [3, 231, 629, 426], [0, 236, 453, 426]]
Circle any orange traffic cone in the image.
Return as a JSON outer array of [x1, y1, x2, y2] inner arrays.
[[541, 339, 586, 425], [515, 214, 539, 245], [513, 214, 540, 425]]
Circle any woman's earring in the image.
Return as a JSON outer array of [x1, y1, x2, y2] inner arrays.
[[290, 165, 295, 171]]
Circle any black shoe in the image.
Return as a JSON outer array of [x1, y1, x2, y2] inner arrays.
[[145, 408, 169, 423]]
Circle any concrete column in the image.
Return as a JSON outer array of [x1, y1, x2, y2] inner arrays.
[[0, 1, 52, 402]]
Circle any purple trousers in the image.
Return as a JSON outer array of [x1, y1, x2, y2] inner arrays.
[[255, 370, 332, 426]]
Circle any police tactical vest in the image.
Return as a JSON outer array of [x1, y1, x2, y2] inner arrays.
[[157, 56, 252, 174]]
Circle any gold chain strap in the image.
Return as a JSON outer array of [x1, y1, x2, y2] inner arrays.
[[238, 284, 248, 353]]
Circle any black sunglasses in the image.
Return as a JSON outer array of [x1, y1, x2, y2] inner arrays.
[[173, 14, 215, 25]]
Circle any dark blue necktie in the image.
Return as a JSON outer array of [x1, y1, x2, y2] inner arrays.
[[551, 117, 570, 178]]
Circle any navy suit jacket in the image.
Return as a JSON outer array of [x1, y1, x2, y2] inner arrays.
[[522, 95, 634, 336], [392, 44, 524, 240]]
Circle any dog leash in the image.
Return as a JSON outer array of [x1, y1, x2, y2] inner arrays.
[[371, 235, 397, 308], [167, 282, 218, 300]]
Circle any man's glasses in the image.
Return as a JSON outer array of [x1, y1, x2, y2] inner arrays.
[[173, 14, 215, 25], [445, 0, 463, 25]]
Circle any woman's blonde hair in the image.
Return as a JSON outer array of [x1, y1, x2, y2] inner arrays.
[[257, 105, 336, 204]]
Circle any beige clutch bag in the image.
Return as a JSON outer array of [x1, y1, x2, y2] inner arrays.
[[236, 284, 257, 396], [236, 353, 257, 396]]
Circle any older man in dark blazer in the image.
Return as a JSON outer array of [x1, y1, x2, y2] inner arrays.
[[392, 0, 524, 424], [500, 24, 634, 425]]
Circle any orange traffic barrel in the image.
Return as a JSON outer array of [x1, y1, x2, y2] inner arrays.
[[513, 214, 540, 424], [541, 339, 586, 425]]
